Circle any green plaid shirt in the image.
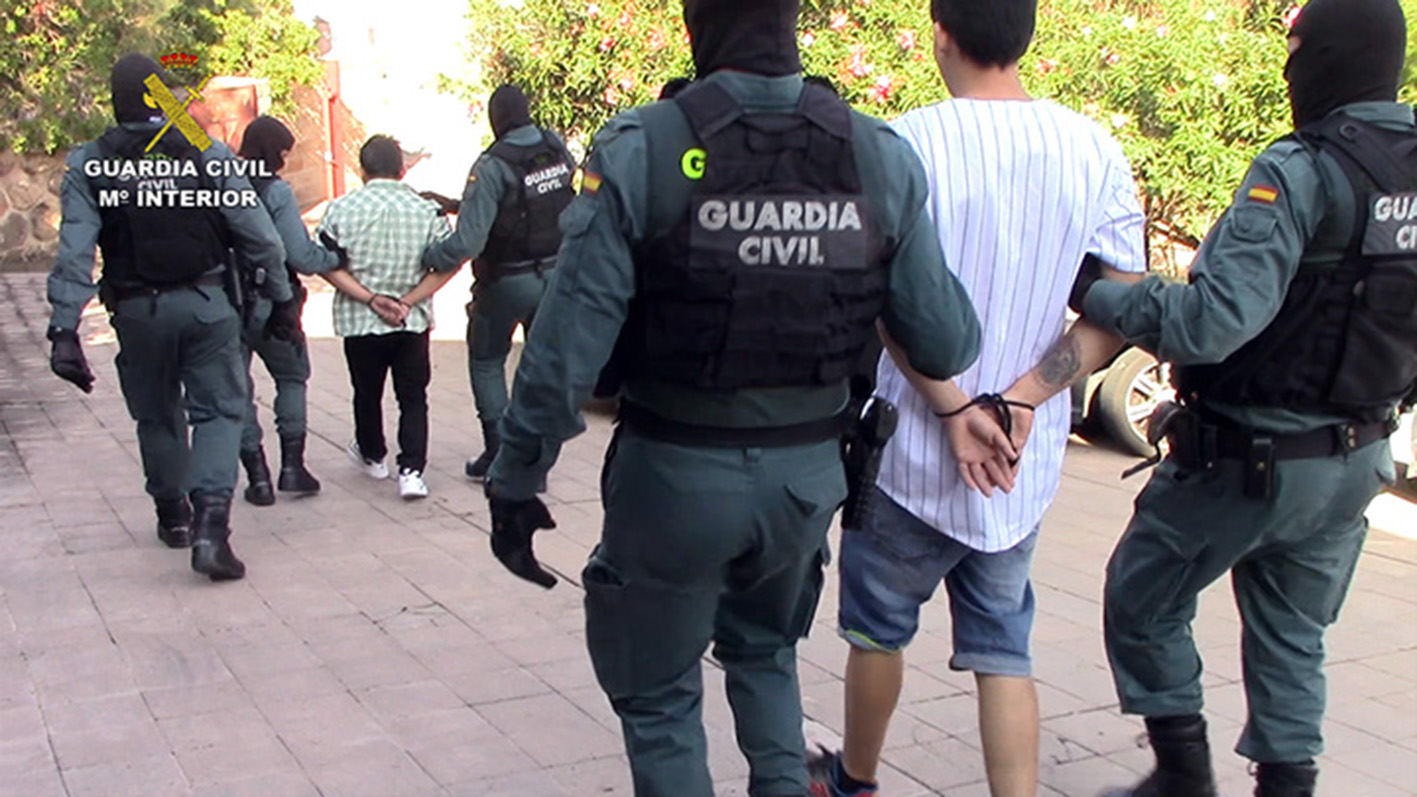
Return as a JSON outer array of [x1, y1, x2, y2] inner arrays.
[[317, 179, 452, 337]]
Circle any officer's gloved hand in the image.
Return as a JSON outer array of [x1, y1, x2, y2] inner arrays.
[[418, 191, 461, 216], [48, 328, 94, 393], [263, 297, 305, 345], [1069, 254, 1105, 315], [487, 486, 558, 589], [318, 231, 350, 270]]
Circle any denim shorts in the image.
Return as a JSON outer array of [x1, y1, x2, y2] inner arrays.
[[837, 488, 1038, 677]]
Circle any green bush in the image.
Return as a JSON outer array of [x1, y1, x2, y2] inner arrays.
[[459, 0, 1417, 256], [0, 0, 322, 154]]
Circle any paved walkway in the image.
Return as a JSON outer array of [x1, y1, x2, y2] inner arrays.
[[1, 273, 1412, 796]]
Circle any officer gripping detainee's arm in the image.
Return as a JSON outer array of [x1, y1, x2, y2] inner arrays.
[[479, 69, 981, 590], [420, 86, 557, 274]]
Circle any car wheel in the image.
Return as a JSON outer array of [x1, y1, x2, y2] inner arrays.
[[1095, 349, 1174, 457]]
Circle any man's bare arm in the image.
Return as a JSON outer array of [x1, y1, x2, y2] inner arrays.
[[321, 267, 377, 304], [1004, 265, 1145, 408], [399, 269, 459, 308]]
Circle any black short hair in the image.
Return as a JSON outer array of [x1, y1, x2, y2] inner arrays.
[[930, 0, 1037, 68], [359, 135, 403, 178]]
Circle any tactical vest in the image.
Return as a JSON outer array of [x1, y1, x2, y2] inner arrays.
[[621, 80, 889, 390], [1177, 113, 1417, 423], [90, 127, 229, 287], [478, 129, 576, 273]]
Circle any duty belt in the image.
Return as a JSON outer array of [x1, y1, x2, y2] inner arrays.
[[1161, 405, 1396, 500], [483, 257, 557, 279], [1208, 419, 1394, 462], [618, 401, 850, 448], [104, 273, 225, 304]]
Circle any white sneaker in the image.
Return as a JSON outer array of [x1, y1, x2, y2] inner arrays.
[[346, 440, 389, 480], [398, 468, 429, 500]]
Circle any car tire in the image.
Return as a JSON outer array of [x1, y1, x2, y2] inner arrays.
[[1095, 349, 1173, 457]]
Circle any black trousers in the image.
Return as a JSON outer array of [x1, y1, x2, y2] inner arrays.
[[343, 331, 430, 472]]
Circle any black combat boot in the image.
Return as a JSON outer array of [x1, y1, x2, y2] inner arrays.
[[155, 496, 192, 549], [464, 421, 500, 480], [276, 434, 321, 494], [240, 447, 275, 506], [190, 493, 246, 581], [1108, 714, 1219, 797], [1254, 760, 1318, 797]]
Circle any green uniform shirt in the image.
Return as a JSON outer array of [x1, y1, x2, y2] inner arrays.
[[259, 177, 340, 276], [47, 125, 290, 332], [1085, 102, 1415, 432], [316, 179, 452, 337], [489, 72, 982, 500], [422, 124, 569, 273]]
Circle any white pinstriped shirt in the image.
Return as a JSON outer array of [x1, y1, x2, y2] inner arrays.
[[878, 99, 1147, 552]]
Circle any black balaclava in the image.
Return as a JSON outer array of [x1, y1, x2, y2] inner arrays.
[[110, 53, 166, 124], [238, 116, 296, 189], [683, 0, 802, 77], [488, 84, 533, 139], [1286, 0, 1407, 128]]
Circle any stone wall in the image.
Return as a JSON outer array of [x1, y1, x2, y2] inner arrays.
[[0, 152, 63, 270]]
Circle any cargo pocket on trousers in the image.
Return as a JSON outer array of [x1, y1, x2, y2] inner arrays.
[[582, 550, 634, 698], [783, 465, 846, 639], [788, 546, 829, 640]]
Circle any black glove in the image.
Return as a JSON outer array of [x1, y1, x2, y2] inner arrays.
[[1069, 254, 1105, 315], [263, 297, 304, 345], [418, 190, 461, 215], [487, 490, 558, 589], [318, 231, 350, 269], [48, 328, 95, 393]]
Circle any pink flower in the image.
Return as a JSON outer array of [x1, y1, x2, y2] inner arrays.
[[801, 30, 816, 47], [618, 10, 632, 28], [896, 29, 916, 51], [648, 28, 666, 50], [599, 36, 616, 52], [586, 2, 600, 17], [868, 74, 897, 104], [1036, 58, 1057, 75], [847, 44, 873, 78], [1103, 49, 1121, 66], [602, 85, 620, 106], [830, 11, 850, 32], [1282, 5, 1302, 30]]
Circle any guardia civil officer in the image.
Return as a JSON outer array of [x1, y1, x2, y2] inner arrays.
[[482, 1, 982, 793], [233, 116, 341, 506], [47, 54, 296, 581], [417, 84, 576, 481], [1074, 2, 1414, 794]]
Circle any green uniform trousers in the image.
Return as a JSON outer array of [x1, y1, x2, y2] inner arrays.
[[584, 429, 846, 796], [1104, 439, 1393, 762], [466, 270, 549, 425], [240, 299, 311, 452], [110, 287, 247, 502]]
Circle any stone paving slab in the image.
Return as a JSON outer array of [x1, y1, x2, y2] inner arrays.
[[1, 273, 1414, 796]]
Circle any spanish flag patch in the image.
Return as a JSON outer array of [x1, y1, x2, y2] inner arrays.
[[582, 171, 603, 194], [1247, 185, 1279, 204]]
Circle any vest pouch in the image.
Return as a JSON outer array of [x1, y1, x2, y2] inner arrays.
[[129, 205, 226, 285], [1326, 260, 1417, 408], [719, 269, 834, 388]]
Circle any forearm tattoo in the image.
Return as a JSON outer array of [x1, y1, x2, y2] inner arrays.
[[1037, 334, 1083, 388]]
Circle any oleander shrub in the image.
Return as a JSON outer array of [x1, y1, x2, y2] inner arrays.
[[459, 0, 1417, 258]]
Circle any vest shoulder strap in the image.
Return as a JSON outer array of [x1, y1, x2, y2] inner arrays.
[[1299, 115, 1417, 193], [796, 81, 852, 140], [674, 81, 742, 140]]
